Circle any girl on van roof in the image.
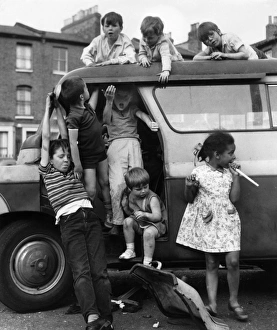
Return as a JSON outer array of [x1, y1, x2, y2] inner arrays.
[[176, 130, 248, 322]]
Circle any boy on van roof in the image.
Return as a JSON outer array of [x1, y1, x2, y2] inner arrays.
[[80, 12, 136, 67], [138, 16, 183, 84], [193, 21, 265, 61]]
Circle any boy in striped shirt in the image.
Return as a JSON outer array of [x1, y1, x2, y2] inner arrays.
[[39, 93, 113, 330]]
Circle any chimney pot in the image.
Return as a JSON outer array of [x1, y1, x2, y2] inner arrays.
[[274, 16, 277, 24], [269, 16, 272, 24]]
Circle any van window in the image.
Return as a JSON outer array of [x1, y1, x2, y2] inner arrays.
[[268, 85, 277, 127], [155, 84, 269, 131]]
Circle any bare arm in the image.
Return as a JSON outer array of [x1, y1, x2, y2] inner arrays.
[[193, 50, 212, 61], [184, 174, 199, 203], [135, 110, 159, 131], [134, 196, 162, 223], [55, 104, 68, 139], [88, 87, 99, 110], [102, 85, 115, 125], [68, 129, 83, 178], [229, 169, 240, 203], [40, 95, 51, 167]]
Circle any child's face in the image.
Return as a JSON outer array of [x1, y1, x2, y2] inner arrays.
[[203, 30, 222, 48], [51, 147, 71, 173], [217, 143, 236, 168], [143, 30, 160, 47], [103, 19, 122, 43], [131, 183, 150, 199], [114, 89, 132, 111]]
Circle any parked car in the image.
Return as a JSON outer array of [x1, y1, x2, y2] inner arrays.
[[0, 60, 277, 312]]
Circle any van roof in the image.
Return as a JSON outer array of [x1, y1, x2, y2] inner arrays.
[[59, 60, 277, 85]]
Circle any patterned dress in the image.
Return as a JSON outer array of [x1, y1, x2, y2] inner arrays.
[[176, 163, 241, 253]]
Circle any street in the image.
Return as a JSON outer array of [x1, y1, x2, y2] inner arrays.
[[0, 267, 277, 330]]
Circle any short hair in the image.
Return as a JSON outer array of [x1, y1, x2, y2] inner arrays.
[[60, 76, 85, 105], [140, 16, 164, 36], [115, 84, 134, 95], [124, 167, 150, 189], [197, 22, 221, 42], [49, 139, 70, 159], [101, 12, 123, 29], [198, 130, 234, 161]]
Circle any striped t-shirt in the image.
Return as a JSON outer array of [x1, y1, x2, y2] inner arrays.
[[39, 162, 89, 215]]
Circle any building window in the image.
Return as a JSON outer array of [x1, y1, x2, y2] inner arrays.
[[0, 132, 8, 157], [16, 86, 31, 116], [16, 44, 32, 70], [53, 47, 68, 73]]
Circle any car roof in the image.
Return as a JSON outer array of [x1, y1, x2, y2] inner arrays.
[[59, 60, 277, 85]]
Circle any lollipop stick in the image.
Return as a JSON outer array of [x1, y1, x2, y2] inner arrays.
[[236, 169, 259, 187]]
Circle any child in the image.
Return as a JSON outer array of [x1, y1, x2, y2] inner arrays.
[[138, 16, 183, 84], [39, 93, 113, 330], [60, 76, 113, 227], [176, 130, 248, 322], [193, 21, 260, 61], [119, 167, 167, 268], [81, 11, 136, 67], [102, 84, 159, 235]]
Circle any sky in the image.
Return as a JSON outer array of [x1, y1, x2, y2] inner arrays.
[[0, 0, 277, 45]]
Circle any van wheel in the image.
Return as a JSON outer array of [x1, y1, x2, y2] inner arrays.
[[0, 220, 72, 312]]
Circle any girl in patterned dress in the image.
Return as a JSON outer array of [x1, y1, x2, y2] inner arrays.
[[176, 130, 248, 322]]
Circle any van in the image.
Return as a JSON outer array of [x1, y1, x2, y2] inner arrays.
[[0, 60, 277, 312]]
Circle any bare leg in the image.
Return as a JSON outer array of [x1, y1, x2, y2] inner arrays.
[[123, 217, 136, 244], [205, 252, 220, 314], [143, 226, 159, 261], [83, 168, 97, 201], [225, 251, 240, 306]]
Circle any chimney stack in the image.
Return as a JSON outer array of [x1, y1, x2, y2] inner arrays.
[[266, 15, 277, 39]]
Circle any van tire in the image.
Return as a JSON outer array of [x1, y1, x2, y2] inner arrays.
[[0, 219, 72, 312]]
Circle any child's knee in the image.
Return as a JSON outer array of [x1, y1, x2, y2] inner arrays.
[[123, 217, 134, 229], [143, 228, 157, 242]]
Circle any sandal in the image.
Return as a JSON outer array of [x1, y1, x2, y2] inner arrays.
[[205, 305, 217, 317], [119, 249, 136, 260], [228, 302, 248, 321]]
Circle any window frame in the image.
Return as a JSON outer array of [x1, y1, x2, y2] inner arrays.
[[53, 47, 68, 74], [15, 86, 33, 119], [0, 126, 14, 158], [16, 43, 33, 72]]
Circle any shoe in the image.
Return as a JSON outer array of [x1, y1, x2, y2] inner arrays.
[[104, 214, 113, 229], [119, 249, 136, 260], [205, 305, 217, 317], [228, 302, 248, 322], [109, 225, 121, 236], [65, 302, 81, 314], [150, 260, 162, 269], [86, 318, 114, 330]]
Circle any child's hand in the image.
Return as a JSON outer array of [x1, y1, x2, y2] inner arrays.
[[229, 162, 240, 176], [157, 70, 170, 84], [203, 210, 213, 224], [134, 211, 146, 220], [95, 60, 112, 67], [139, 57, 151, 68], [186, 174, 199, 187], [210, 52, 224, 60], [149, 121, 159, 132], [102, 85, 116, 105], [73, 164, 83, 180]]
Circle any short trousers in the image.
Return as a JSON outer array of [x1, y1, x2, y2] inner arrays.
[[80, 150, 107, 169]]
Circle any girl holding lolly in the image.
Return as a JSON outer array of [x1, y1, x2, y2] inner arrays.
[[176, 130, 248, 322]]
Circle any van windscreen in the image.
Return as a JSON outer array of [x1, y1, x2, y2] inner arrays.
[[155, 84, 269, 132]]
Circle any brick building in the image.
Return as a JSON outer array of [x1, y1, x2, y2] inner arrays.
[[0, 7, 101, 161]]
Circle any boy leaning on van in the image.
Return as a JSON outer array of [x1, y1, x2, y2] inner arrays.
[[193, 21, 267, 61], [81, 12, 136, 66]]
